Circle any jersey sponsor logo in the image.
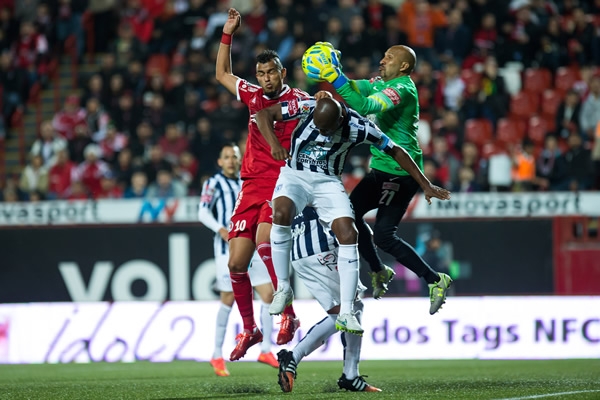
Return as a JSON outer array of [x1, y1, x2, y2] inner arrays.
[[299, 143, 328, 168], [382, 87, 401, 105], [317, 251, 338, 271], [301, 103, 311, 113], [287, 99, 299, 116]]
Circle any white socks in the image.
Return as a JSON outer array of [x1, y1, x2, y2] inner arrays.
[[260, 301, 273, 353], [292, 315, 338, 364], [213, 303, 232, 359], [342, 301, 363, 379], [337, 244, 360, 315], [270, 223, 292, 292]]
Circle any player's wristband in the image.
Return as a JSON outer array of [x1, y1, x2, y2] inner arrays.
[[221, 33, 232, 45], [332, 73, 348, 90]]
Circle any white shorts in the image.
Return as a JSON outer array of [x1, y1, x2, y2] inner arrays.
[[291, 250, 366, 312], [273, 167, 354, 225], [215, 251, 272, 292]]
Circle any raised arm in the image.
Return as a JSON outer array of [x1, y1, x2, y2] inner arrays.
[[215, 8, 242, 95], [255, 104, 290, 161]]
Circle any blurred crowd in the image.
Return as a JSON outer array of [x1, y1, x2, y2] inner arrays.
[[0, 0, 599, 203]]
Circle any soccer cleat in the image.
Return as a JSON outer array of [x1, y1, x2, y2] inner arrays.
[[335, 312, 363, 336], [269, 286, 294, 315], [209, 357, 230, 377], [277, 349, 297, 393], [337, 374, 382, 392], [370, 265, 395, 299], [257, 352, 279, 368], [229, 328, 263, 361], [276, 314, 300, 345], [428, 272, 453, 315]]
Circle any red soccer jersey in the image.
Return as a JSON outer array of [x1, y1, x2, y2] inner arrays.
[[236, 79, 309, 180]]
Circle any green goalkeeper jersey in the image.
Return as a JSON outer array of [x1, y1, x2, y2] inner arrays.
[[336, 75, 423, 176]]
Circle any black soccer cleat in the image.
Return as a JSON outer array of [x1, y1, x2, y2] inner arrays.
[[337, 373, 382, 392], [277, 349, 297, 393]]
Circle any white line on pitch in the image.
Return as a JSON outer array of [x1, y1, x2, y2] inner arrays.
[[494, 389, 600, 400]]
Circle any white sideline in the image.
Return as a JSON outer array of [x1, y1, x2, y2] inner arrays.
[[494, 389, 600, 400]]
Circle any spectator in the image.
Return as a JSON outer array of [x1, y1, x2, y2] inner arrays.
[[12, 20, 48, 84], [65, 180, 89, 200], [122, 59, 146, 99], [33, 3, 54, 47], [113, 147, 134, 189], [123, 169, 148, 198], [52, 94, 86, 140], [555, 89, 582, 139], [81, 74, 105, 108], [146, 168, 186, 198], [422, 157, 445, 188], [430, 135, 461, 187], [437, 109, 465, 152], [362, 0, 396, 35], [562, 132, 593, 191], [511, 138, 536, 191], [120, 0, 153, 44], [464, 13, 497, 70], [55, 0, 87, 58], [19, 154, 48, 196], [0, 50, 28, 124], [500, 3, 541, 67], [461, 141, 488, 190], [180, 0, 212, 38], [164, 69, 186, 110], [535, 134, 567, 191], [96, 170, 123, 199], [47, 148, 75, 199], [437, 7, 472, 66], [440, 60, 465, 112], [143, 145, 171, 183], [190, 117, 222, 176], [322, 16, 342, 51], [84, 97, 110, 141], [258, 15, 294, 63], [186, 17, 209, 54], [579, 76, 600, 141], [158, 122, 188, 165], [148, 0, 182, 54], [105, 73, 125, 114], [128, 120, 155, 161], [30, 120, 68, 168], [97, 53, 122, 86], [413, 59, 440, 119], [338, 14, 377, 70], [110, 21, 146, 68], [174, 150, 198, 189], [398, 0, 447, 69], [0, 6, 20, 44], [456, 165, 480, 192], [479, 56, 509, 125], [67, 124, 93, 164], [110, 91, 142, 137], [207, 91, 247, 135], [72, 143, 110, 198], [563, 7, 595, 66], [99, 123, 128, 164]]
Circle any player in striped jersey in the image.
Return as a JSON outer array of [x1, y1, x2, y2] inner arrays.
[[198, 143, 279, 376], [276, 207, 380, 393], [256, 97, 451, 336]]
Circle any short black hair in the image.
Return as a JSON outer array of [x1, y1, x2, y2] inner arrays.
[[256, 50, 283, 71]]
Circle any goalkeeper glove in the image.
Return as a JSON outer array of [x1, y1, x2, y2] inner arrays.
[[306, 48, 348, 89]]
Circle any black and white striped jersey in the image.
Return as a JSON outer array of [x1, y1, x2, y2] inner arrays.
[[280, 98, 394, 176], [291, 207, 338, 261], [199, 172, 241, 256]]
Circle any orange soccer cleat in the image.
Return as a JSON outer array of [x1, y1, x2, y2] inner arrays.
[[257, 352, 279, 368], [229, 328, 263, 361], [209, 358, 230, 377], [276, 314, 300, 345]]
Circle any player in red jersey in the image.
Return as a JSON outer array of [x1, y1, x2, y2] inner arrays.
[[215, 8, 307, 361]]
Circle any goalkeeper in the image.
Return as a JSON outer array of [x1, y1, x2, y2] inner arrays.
[[305, 44, 452, 315]]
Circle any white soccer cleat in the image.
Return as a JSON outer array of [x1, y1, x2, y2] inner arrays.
[[269, 286, 294, 315]]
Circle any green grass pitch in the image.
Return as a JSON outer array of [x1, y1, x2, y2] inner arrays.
[[0, 359, 599, 399]]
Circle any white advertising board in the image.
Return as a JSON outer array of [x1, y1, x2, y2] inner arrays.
[[0, 296, 598, 363], [1, 192, 599, 226]]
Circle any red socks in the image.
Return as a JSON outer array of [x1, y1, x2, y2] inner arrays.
[[230, 272, 255, 332]]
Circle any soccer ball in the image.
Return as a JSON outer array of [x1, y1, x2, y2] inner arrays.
[[301, 43, 334, 81]]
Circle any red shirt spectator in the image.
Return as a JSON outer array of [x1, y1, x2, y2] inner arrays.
[[158, 123, 189, 164], [72, 144, 110, 198], [48, 149, 75, 199], [12, 20, 48, 71], [52, 95, 87, 140]]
